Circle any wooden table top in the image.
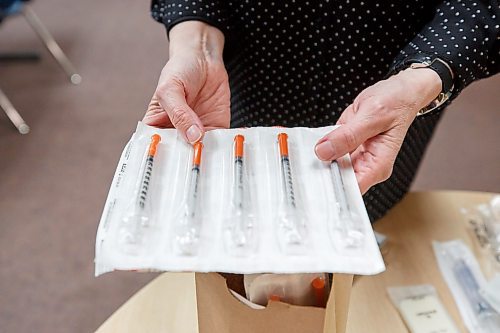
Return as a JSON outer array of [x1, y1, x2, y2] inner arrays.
[[347, 190, 496, 333], [95, 191, 496, 333]]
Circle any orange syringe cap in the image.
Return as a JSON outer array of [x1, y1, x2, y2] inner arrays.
[[234, 134, 244, 158], [193, 141, 203, 166], [148, 134, 161, 157], [311, 276, 326, 307], [278, 133, 289, 157]]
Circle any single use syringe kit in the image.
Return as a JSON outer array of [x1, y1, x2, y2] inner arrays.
[[95, 122, 385, 276]]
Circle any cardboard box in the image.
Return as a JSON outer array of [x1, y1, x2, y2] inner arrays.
[[96, 272, 353, 333]]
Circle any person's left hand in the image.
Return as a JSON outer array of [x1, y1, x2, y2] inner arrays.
[[314, 67, 442, 194]]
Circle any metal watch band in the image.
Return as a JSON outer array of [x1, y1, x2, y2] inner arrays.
[[412, 58, 454, 93], [389, 54, 455, 116]]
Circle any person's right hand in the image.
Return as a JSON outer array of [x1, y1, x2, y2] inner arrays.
[[144, 21, 230, 144]]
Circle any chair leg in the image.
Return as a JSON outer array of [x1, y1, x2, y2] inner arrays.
[[0, 88, 30, 134], [22, 5, 82, 85]]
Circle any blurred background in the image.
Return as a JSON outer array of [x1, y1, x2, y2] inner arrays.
[[0, 0, 498, 332]]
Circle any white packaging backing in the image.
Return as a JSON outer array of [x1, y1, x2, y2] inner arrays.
[[95, 122, 385, 276]]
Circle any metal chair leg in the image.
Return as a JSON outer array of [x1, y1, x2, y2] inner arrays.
[[22, 5, 82, 85], [0, 88, 30, 134]]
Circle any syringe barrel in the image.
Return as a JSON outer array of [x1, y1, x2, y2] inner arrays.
[[330, 160, 350, 219]]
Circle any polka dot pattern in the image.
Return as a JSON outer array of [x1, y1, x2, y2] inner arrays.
[[151, 0, 500, 222], [392, 0, 500, 94]]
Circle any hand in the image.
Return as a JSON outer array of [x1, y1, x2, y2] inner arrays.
[[315, 67, 442, 194], [144, 21, 230, 144]]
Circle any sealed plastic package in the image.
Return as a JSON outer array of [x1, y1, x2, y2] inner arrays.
[[461, 196, 500, 276], [95, 122, 385, 276], [387, 284, 459, 333], [433, 240, 500, 333]]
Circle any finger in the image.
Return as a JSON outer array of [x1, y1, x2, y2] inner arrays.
[[156, 80, 205, 144], [143, 95, 173, 128], [350, 139, 397, 194], [315, 99, 391, 161], [315, 121, 384, 161]]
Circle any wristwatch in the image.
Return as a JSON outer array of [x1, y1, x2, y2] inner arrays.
[[389, 53, 455, 116]]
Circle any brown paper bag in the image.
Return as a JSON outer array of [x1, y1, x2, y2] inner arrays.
[[95, 272, 353, 333]]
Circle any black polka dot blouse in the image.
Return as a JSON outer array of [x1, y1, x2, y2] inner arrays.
[[151, 0, 500, 222]]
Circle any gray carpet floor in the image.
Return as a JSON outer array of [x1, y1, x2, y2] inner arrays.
[[0, 1, 498, 332]]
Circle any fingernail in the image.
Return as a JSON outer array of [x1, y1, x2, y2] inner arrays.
[[186, 125, 202, 144], [315, 140, 335, 160]]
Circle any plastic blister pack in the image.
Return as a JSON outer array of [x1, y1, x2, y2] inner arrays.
[[462, 196, 500, 264], [117, 134, 162, 256], [173, 141, 204, 255], [461, 196, 500, 275], [433, 240, 500, 333], [95, 122, 384, 275], [223, 135, 257, 255], [480, 274, 500, 314], [275, 132, 308, 253], [328, 159, 365, 251]]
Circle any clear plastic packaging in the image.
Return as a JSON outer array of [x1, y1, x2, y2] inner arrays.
[[174, 142, 204, 255], [329, 159, 364, 250], [95, 122, 385, 276], [118, 134, 161, 255], [480, 274, 500, 314], [387, 284, 459, 333], [433, 240, 500, 333], [276, 133, 307, 253], [478, 201, 500, 264], [223, 135, 256, 255], [461, 196, 500, 276]]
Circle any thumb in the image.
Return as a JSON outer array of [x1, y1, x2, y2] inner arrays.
[[156, 80, 205, 144], [314, 107, 387, 161]]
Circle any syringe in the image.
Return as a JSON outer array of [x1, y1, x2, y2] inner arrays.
[[120, 134, 161, 252], [176, 141, 203, 254], [228, 134, 253, 249], [330, 160, 363, 248], [453, 259, 500, 332], [454, 259, 495, 316], [233, 135, 245, 215], [277, 133, 305, 248], [225, 134, 256, 253]]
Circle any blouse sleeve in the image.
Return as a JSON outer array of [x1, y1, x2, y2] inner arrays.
[[391, 0, 500, 96], [151, 0, 232, 37]]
